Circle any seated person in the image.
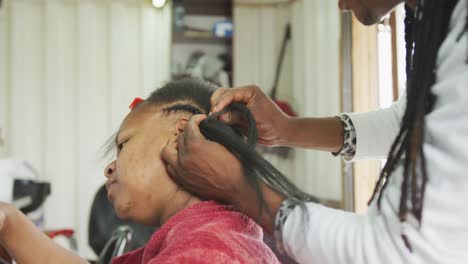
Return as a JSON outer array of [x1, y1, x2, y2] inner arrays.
[[0, 78, 313, 263]]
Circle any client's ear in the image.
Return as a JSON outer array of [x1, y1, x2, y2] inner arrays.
[[176, 117, 190, 135]]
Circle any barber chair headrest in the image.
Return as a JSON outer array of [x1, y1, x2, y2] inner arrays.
[[88, 185, 156, 257]]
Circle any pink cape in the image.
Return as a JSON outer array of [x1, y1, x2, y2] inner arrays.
[[112, 201, 280, 264]]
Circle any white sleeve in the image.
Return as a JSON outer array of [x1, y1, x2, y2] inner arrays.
[[281, 203, 407, 264], [280, 1, 468, 263], [345, 95, 406, 161]]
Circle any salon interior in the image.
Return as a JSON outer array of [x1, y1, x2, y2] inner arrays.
[[0, 0, 408, 262]]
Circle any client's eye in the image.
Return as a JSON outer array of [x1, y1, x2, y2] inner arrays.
[[117, 140, 128, 153]]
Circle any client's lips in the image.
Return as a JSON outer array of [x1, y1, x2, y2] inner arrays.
[[106, 180, 117, 190]]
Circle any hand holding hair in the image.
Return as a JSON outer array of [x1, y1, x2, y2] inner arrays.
[[209, 85, 345, 152], [210, 85, 290, 147], [157, 79, 316, 234], [161, 114, 249, 205], [0, 208, 12, 264], [161, 125, 286, 233]]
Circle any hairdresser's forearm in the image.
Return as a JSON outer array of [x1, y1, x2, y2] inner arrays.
[[0, 204, 88, 264], [277, 117, 344, 153], [232, 182, 286, 234]]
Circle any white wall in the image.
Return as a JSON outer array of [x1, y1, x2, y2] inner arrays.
[[291, 1, 342, 200], [234, 0, 342, 200], [0, 0, 9, 158], [0, 0, 171, 258], [234, 1, 296, 185]]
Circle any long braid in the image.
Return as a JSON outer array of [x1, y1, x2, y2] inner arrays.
[[404, 6, 414, 78], [368, 0, 460, 251], [368, 5, 415, 210]]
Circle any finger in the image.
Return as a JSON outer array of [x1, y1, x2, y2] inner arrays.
[[210, 88, 228, 110], [161, 140, 179, 170], [165, 163, 179, 182], [184, 114, 207, 145], [189, 114, 208, 128], [177, 114, 207, 158], [161, 141, 187, 184], [161, 141, 187, 186], [0, 210, 5, 233], [218, 110, 245, 126], [211, 92, 234, 113], [212, 86, 257, 112]]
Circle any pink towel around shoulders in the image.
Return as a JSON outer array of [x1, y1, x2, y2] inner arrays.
[[112, 201, 280, 264]]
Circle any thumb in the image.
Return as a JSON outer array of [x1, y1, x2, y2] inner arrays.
[[165, 163, 179, 183], [161, 141, 179, 171], [217, 110, 245, 126], [161, 141, 186, 184], [183, 114, 207, 146], [0, 210, 6, 233]]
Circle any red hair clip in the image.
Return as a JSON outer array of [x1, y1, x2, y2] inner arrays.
[[129, 97, 144, 109]]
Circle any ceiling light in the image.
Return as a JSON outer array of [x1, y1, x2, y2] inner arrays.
[[152, 0, 167, 8]]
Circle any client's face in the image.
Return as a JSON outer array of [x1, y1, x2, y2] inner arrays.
[[104, 104, 195, 226]]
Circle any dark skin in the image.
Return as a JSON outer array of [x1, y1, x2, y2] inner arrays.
[[160, 84, 360, 232], [161, 0, 416, 232], [0, 213, 11, 264], [163, 116, 285, 232]]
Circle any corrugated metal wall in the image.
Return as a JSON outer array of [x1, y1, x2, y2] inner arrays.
[[234, 0, 342, 200]]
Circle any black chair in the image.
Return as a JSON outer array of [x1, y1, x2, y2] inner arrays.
[[13, 179, 51, 214]]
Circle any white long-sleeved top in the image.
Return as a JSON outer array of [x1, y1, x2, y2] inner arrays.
[[281, 1, 468, 263]]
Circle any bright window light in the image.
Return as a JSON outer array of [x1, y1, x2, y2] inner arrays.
[[152, 0, 167, 8]]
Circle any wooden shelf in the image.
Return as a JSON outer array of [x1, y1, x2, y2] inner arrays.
[[172, 32, 232, 45]]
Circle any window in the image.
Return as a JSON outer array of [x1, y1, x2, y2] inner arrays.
[[377, 4, 406, 109]]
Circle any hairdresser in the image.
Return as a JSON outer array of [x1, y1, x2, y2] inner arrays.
[[162, 0, 468, 263]]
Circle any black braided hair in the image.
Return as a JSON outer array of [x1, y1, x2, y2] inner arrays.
[[368, 0, 463, 251]]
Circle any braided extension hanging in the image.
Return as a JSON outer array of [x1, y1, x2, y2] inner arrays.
[[367, 0, 460, 252]]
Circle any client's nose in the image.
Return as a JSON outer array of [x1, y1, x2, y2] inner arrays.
[[104, 161, 116, 179]]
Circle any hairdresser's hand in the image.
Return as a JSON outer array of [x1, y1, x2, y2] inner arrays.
[[211, 85, 289, 146], [0, 202, 13, 239], [161, 115, 286, 233], [0, 246, 11, 264], [0, 208, 5, 236], [162, 115, 248, 203], [0, 203, 13, 264]]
